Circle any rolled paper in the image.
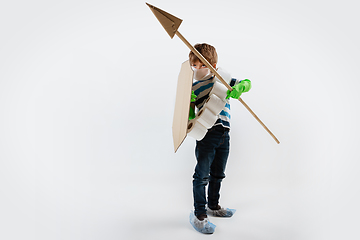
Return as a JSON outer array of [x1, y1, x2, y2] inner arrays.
[[205, 94, 226, 115], [186, 67, 233, 141], [215, 67, 232, 84], [187, 119, 207, 140], [197, 108, 217, 128], [210, 80, 228, 100]]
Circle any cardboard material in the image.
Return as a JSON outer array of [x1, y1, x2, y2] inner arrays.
[[146, 3, 182, 39], [172, 60, 193, 152]]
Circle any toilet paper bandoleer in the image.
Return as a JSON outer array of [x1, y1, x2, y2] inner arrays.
[[187, 43, 251, 231], [187, 59, 251, 140]]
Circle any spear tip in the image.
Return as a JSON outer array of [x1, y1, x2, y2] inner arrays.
[[146, 2, 182, 39]]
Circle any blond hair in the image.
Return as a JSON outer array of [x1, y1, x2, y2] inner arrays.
[[189, 43, 218, 65]]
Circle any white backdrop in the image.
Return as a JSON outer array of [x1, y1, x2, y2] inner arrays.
[[1, 0, 359, 239]]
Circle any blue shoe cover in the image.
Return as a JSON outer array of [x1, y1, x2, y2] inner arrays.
[[207, 206, 236, 217], [189, 212, 216, 234]]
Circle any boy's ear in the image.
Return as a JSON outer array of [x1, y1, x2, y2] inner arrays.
[[213, 63, 217, 68]]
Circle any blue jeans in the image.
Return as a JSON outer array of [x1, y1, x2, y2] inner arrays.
[[193, 125, 230, 216]]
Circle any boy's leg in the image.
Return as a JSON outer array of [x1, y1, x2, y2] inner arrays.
[[193, 128, 223, 217], [208, 130, 230, 208], [193, 143, 215, 217]]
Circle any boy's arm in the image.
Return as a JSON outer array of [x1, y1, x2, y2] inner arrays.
[[226, 79, 251, 99]]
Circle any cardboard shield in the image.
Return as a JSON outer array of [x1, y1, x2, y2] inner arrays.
[[172, 60, 193, 152]]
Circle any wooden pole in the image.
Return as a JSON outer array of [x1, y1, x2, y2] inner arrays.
[[238, 98, 280, 144], [176, 31, 280, 144]]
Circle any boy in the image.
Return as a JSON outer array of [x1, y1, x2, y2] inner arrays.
[[188, 43, 251, 234]]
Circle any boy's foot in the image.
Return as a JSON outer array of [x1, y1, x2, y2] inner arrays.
[[207, 205, 236, 217], [189, 211, 216, 234]]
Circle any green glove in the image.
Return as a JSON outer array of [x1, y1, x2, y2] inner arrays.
[[189, 106, 195, 120], [226, 79, 251, 99], [189, 91, 197, 120], [191, 90, 197, 102]]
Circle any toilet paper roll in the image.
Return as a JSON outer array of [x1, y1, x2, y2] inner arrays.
[[187, 120, 207, 140], [210, 80, 228, 100], [216, 67, 232, 83], [197, 108, 217, 129], [205, 94, 226, 115]]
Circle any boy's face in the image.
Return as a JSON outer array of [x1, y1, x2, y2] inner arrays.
[[191, 60, 217, 80], [191, 60, 216, 69]]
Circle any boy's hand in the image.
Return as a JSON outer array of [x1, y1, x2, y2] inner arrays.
[[191, 90, 197, 102], [189, 106, 195, 120], [189, 91, 197, 120], [226, 79, 251, 99]]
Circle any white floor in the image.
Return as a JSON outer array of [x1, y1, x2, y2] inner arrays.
[[1, 152, 358, 240]]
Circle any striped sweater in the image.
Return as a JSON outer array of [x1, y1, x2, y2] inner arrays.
[[192, 71, 243, 129]]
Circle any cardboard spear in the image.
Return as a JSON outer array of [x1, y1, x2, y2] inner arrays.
[[146, 2, 280, 145]]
